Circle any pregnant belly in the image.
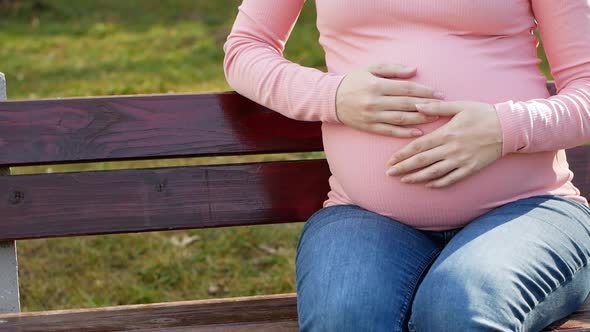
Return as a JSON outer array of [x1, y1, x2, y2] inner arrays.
[[321, 122, 572, 230]]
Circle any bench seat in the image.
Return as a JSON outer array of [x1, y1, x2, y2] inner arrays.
[[0, 293, 586, 331], [0, 294, 299, 332]]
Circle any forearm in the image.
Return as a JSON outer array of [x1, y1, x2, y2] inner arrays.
[[495, 78, 590, 155], [223, 1, 345, 123], [494, 0, 590, 156]]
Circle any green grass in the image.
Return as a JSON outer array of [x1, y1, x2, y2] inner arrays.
[[0, 0, 324, 100], [1, 0, 325, 312], [1, 1, 552, 312], [19, 225, 304, 309]]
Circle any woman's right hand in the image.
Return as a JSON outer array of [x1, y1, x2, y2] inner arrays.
[[336, 64, 444, 138]]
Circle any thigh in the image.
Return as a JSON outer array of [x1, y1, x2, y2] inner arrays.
[[410, 195, 590, 332], [296, 205, 441, 332]]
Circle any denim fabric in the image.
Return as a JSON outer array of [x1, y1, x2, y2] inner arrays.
[[295, 195, 590, 332]]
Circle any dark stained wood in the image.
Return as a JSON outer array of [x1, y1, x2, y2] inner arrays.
[[547, 81, 557, 96], [0, 92, 322, 167], [0, 83, 558, 168], [545, 298, 590, 331], [1, 81, 588, 330], [0, 292, 585, 331], [0, 160, 330, 241], [0, 293, 298, 332], [567, 145, 590, 199], [1, 144, 588, 241], [155, 320, 299, 332]]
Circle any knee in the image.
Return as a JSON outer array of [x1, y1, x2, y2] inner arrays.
[[299, 295, 376, 332], [409, 262, 519, 331], [408, 271, 464, 331]]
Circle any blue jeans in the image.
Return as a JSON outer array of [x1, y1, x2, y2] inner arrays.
[[295, 195, 590, 331]]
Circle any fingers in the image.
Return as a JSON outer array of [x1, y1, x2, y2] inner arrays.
[[378, 79, 444, 99], [370, 96, 441, 125], [426, 167, 472, 188], [375, 96, 442, 111], [368, 64, 417, 79], [371, 123, 423, 138], [387, 130, 443, 165], [366, 63, 444, 99], [416, 102, 463, 116], [373, 111, 439, 126], [336, 63, 447, 138], [400, 160, 457, 184], [386, 145, 447, 176]]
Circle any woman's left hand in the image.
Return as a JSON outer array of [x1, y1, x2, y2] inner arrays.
[[386, 101, 503, 188]]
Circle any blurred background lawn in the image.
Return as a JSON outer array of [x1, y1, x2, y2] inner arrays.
[[1, 0, 551, 311]]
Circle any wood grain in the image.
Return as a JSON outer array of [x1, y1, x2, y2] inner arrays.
[[0, 145, 588, 241], [144, 320, 299, 332], [0, 293, 298, 332], [0, 92, 322, 166], [0, 160, 330, 240], [545, 298, 590, 331], [0, 83, 558, 167], [566, 145, 590, 199], [2, 81, 589, 330], [0, 292, 585, 331], [547, 81, 557, 96]]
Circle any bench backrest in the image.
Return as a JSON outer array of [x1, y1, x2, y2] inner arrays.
[[0, 91, 329, 241], [0, 82, 589, 242]]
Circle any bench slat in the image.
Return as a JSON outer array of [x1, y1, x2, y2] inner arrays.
[[138, 320, 299, 332], [545, 298, 590, 331], [0, 93, 322, 167], [0, 293, 586, 331], [567, 145, 590, 199], [1, 145, 588, 241], [0, 83, 557, 168], [0, 160, 330, 240], [0, 294, 298, 332]]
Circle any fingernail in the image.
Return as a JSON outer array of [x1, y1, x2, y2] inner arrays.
[[434, 92, 445, 99], [386, 167, 398, 176], [415, 104, 431, 111], [411, 129, 423, 137], [401, 177, 410, 183], [429, 116, 439, 121]]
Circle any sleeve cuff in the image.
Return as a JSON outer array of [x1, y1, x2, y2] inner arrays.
[[494, 100, 526, 156], [321, 73, 346, 124]]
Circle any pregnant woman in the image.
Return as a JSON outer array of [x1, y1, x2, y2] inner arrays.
[[224, 1, 590, 331]]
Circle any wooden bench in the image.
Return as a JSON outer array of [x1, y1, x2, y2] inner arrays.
[[0, 74, 587, 331]]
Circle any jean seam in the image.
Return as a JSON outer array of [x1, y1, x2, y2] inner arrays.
[[399, 248, 441, 331], [554, 196, 590, 215], [538, 214, 582, 238], [296, 205, 356, 256], [506, 195, 590, 216], [545, 196, 590, 218], [297, 206, 417, 259]]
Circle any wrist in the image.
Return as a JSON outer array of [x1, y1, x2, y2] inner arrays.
[[493, 101, 522, 156], [333, 74, 348, 124]]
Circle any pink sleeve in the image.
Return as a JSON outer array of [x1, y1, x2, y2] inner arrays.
[[223, 0, 345, 123], [494, 0, 590, 156]]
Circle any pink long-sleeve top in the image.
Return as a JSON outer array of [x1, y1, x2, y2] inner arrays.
[[224, 0, 590, 230]]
